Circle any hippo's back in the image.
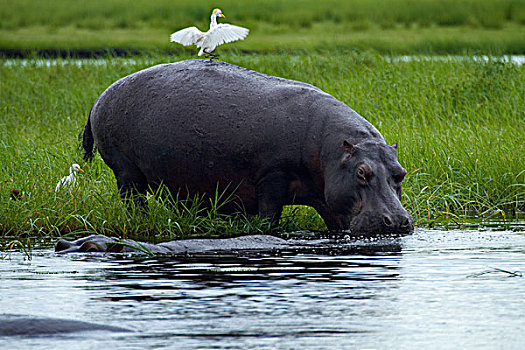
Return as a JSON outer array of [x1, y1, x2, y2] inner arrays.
[[90, 59, 332, 148], [87, 60, 343, 204]]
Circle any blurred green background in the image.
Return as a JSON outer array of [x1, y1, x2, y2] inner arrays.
[[1, 0, 525, 55]]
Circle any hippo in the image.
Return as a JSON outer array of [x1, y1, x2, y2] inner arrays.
[[0, 314, 131, 336], [53, 234, 403, 255], [82, 59, 413, 235]]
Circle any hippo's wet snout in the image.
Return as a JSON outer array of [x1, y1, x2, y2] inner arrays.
[[382, 215, 393, 227], [351, 210, 413, 236], [400, 215, 412, 229], [382, 213, 412, 231]]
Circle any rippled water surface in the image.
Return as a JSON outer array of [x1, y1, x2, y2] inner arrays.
[[1, 228, 524, 349]]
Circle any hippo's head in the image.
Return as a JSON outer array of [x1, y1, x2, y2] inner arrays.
[[324, 140, 414, 236]]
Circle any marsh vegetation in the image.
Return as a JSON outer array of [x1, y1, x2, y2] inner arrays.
[[1, 0, 524, 239], [1, 53, 523, 238]]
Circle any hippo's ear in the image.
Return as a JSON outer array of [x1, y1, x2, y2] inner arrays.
[[343, 140, 355, 155], [342, 140, 355, 164], [392, 143, 398, 150]]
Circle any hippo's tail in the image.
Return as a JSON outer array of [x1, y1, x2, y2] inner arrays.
[[82, 108, 95, 162]]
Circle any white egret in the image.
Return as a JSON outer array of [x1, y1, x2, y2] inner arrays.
[[55, 164, 84, 193], [170, 8, 249, 59]]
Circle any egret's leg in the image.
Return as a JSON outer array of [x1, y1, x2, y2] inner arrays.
[[202, 49, 219, 61]]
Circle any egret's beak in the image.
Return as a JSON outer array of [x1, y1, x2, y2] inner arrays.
[[219, 13, 226, 18], [78, 168, 84, 173]]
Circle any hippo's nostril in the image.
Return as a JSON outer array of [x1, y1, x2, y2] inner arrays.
[[400, 216, 410, 227], [383, 215, 393, 227]]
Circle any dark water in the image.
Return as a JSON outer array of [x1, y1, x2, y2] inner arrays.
[[1, 228, 524, 349]]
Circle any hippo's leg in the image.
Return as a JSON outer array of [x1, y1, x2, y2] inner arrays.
[[256, 171, 289, 224], [112, 159, 148, 210], [312, 203, 349, 231]]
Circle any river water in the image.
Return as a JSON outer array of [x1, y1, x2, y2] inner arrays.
[[2, 55, 525, 67], [1, 228, 524, 349]]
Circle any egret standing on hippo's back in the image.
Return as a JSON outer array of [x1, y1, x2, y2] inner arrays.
[[169, 8, 249, 60]]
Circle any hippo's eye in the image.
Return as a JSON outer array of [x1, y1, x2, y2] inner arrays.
[[356, 164, 372, 183]]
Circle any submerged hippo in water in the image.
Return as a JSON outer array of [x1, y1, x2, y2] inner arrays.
[[0, 314, 130, 336], [82, 59, 413, 235]]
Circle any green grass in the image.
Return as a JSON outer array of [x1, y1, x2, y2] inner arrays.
[[1, 0, 525, 54], [2, 0, 525, 30], [2, 23, 525, 56], [1, 53, 524, 239]]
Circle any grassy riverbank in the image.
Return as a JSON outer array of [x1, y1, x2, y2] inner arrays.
[[1, 53, 523, 238], [1, 0, 525, 55]]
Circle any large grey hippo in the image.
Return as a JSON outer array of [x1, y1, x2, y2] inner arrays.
[[82, 59, 413, 235]]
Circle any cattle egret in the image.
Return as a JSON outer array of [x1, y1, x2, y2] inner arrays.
[[170, 8, 249, 59], [55, 164, 84, 193]]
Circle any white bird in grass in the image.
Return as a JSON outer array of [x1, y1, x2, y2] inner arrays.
[[170, 8, 249, 60], [55, 164, 84, 193]]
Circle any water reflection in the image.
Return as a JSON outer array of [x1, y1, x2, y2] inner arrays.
[[90, 254, 401, 301], [57, 237, 402, 321]]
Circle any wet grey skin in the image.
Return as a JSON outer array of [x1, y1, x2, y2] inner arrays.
[[54, 234, 402, 255], [0, 314, 131, 336], [82, 59, 413, 236], [54, 234, 292, 254]]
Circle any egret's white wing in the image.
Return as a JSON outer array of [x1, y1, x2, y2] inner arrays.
[[55, 179, 63, 192], [56, 175, 74, 192], [170, 26, 204, 46], [198, 24, 249, 50]]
